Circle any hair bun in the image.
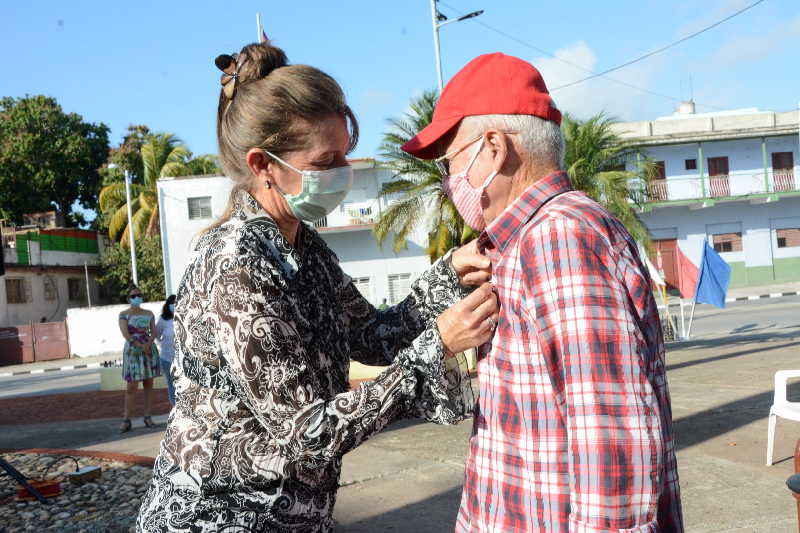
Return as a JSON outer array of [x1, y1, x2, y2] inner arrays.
[[236, 42, 289, 82]]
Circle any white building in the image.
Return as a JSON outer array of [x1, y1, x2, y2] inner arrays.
[[612, 105, 800, 289], [157, 159, 431, 305], [0, 226, 105, 327]]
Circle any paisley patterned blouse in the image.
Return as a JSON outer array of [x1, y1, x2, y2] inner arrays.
[[137, 190, 473, 532]]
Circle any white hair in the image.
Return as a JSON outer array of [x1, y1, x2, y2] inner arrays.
[[461, 114, 564, 170]]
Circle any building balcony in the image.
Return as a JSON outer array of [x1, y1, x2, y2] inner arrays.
[[635, 170, 798, 207], [313, 200, 381, 233]]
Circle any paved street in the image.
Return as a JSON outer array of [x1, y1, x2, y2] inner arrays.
[[0, 295, 798, 531], [1, 295, 796, 400]]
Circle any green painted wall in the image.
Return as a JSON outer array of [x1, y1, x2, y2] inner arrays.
[[727, 261, 747, 288], [774, 257, 800, 282], [721, 259, 799, 287], [746, 265, 776, 285]]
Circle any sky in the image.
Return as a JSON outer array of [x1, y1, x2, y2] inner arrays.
[[2, 0, 799, 163]]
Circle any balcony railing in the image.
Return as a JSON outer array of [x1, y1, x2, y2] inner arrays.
[[313, 200, 380, 231], [635, 170, 797, 204]]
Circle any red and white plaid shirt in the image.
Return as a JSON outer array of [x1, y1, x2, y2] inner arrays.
[[456, 172, 683, 532]]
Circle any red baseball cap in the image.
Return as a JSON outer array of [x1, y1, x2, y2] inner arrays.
[[402, 52, 561, 159]]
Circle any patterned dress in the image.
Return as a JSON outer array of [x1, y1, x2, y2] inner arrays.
[[136, 190, 473, 532], [121, 312, 161, 383]]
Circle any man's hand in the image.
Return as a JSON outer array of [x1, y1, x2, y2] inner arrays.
[[451, 240, 491, 286], [437, 282, 498, 355]]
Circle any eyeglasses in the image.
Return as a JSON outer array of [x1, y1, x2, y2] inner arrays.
[[433, 131, 517, 178]]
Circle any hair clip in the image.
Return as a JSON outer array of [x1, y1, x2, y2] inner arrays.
[[215, 53, 240, 99]]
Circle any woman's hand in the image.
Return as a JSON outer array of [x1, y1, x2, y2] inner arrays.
[[451, 240, 491, 286], [436, 282, 499, 356]]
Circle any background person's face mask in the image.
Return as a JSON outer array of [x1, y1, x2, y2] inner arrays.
[[264, 151, 353, 222], [130, 296, 143, 307], [442, 137, 498, 232]]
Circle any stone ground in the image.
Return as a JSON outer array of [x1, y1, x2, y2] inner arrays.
[[0, 453, 151, 532], [0, 325, 798, 531]]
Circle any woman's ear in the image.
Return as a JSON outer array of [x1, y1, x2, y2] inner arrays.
[[245, 148, 274, 185]]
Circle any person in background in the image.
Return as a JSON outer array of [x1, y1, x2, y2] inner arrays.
[[377, 298, 389, 311], [118, 286, 161, 433], [155, 294, 177, 406]]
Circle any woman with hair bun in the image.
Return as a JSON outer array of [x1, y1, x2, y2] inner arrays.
[[137, 41, 497, 532]]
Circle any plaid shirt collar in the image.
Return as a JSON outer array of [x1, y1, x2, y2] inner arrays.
[[478, 171, 573, 255]]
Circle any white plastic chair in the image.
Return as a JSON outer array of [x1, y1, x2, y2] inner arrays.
[[767, 370, 800, 466]]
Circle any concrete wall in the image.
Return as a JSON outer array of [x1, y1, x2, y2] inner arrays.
[[641, 196, 800, 287], [67, 302, 162, 357], [1, 270, 102, 327]]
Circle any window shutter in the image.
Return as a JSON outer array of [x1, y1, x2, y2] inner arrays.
[[388, 273, 412, 305]]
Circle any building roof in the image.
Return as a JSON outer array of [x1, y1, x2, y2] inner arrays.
[[610, 108, 799, 146], [158, 158, 378, 182]]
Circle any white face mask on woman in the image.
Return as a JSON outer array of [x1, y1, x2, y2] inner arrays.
[[264, 151, 354, 222]]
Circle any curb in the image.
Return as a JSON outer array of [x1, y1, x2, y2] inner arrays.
[[0, 360, 117, 379], [0, 447, 155, 467], [726, 290, 798, 303], [658, 290, 798, 311]]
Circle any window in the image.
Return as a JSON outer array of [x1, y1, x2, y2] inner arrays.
[[685, 159, 697, 170], [777, 228, 800, 248], [68, 278, 85, 302], [387, 273, 412, 305], [352, 276, 372, 302], [5, 278, 28, 304], [712, 232, 742, 253], [187, 197, 212, 220], [43, 277, 57, 301], [772, 152, 794, 171]]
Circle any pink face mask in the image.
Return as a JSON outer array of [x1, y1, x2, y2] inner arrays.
[[441, 137, 498, 232]]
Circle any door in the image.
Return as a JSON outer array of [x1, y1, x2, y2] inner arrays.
[[32, 321, 69, 361], [707, 156, 730, 197], [649, 161, 668, 201], [651, 239, 679, 291], [772, 152, 795, 192]]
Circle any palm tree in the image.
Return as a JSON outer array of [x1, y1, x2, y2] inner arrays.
[[374, 90, 476, 262], [561, 112, 654, 251], [377, 95, 654, 261], [99, 133, 221, 247]]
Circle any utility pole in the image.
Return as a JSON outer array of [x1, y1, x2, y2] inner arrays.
[[123, 169, 139, 286], [429, 1, 484, 92]]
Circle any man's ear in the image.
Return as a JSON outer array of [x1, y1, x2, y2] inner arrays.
[[485, 129, 509, 173]]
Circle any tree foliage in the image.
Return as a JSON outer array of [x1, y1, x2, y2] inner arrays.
[[561, 112, 654, 251], [374, 90, 476, 262], [0, 95, 109, 225], [98, 132, 221, 247], [98, 235, 165, 303], [377, 94, 654, 261]]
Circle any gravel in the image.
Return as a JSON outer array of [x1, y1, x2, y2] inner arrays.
[[0, 453, 153, 532]]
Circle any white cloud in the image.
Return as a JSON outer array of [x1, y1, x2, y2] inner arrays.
[[712, 15, 800, 65], [533, 41, 656, 121]]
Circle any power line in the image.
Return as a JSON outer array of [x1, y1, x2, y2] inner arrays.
[[552, 0, 766, 90], [435, 1, 733, 111]]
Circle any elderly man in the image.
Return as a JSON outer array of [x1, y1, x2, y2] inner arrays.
[[403, 53, 683, 532]]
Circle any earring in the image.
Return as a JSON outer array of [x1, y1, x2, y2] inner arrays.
[[265, 181, 272, 189]]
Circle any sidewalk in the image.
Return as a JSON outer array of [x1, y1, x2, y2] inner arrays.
[[0, 353, 121, 377], [2, 329, 799, 531]]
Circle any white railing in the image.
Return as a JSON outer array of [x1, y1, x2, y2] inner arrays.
[[314, 199, 381, 230], [773, 170, 796, 192], [638, 170, 798, 203]]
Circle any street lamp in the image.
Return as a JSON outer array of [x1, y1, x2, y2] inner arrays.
[[429, 0, 484, 92], [107, 164, 139, 286]]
